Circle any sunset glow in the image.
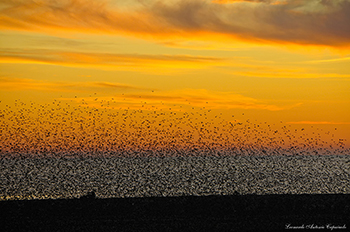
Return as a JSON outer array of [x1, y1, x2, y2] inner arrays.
[[1, 0, 349, 156]]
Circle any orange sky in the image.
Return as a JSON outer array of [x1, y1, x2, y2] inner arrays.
[[1, 0, 349, 155]]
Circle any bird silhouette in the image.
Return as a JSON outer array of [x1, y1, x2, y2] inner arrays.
[[0, 96, 348, 158]]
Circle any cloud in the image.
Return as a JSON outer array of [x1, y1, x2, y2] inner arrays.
[[225, 61, 350, 79], [66, 89, 295, 111], [0, 77, 298, 111], [234, 71, 350, 79], [305, 57, 350, 64], [287, 121, 350, 125], [1, 0, 350, 48], [0, 48, 225, 70], [212, 0, 277, 3], [0, 0, 350, 47], [0, 77, 71, 91], [0, 0, 159, 34], [0, 77, 141, 92], [211, 0, 298, 6], [93, 82, 141, 90]]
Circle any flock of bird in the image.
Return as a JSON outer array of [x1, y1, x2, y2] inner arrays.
[[0, 96, 348, 158]]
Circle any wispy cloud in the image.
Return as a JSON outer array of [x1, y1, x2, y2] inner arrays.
[[212, 0, 278, 3], [64, 89, 298, 111], [234, 71, 350, 79], [93, 82, 141, 90], [0, 48, 225, 70], [0, 77, 141, 92], [1, 0, 350, 48], [0, 76, 303, 111], [305, 57, 350, 64], [287, 121, 350, 125], [225, 61, 350, 79]]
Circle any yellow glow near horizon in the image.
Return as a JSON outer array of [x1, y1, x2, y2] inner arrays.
[[1, 0, 350, 153]]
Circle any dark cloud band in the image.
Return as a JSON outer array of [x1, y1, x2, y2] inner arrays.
[[1, 0, 350, 47]]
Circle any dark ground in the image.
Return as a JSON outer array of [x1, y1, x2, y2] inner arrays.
[[1, 194, 349, 231]]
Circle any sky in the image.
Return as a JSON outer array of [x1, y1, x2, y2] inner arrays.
[[0, 0, 349, 155]]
